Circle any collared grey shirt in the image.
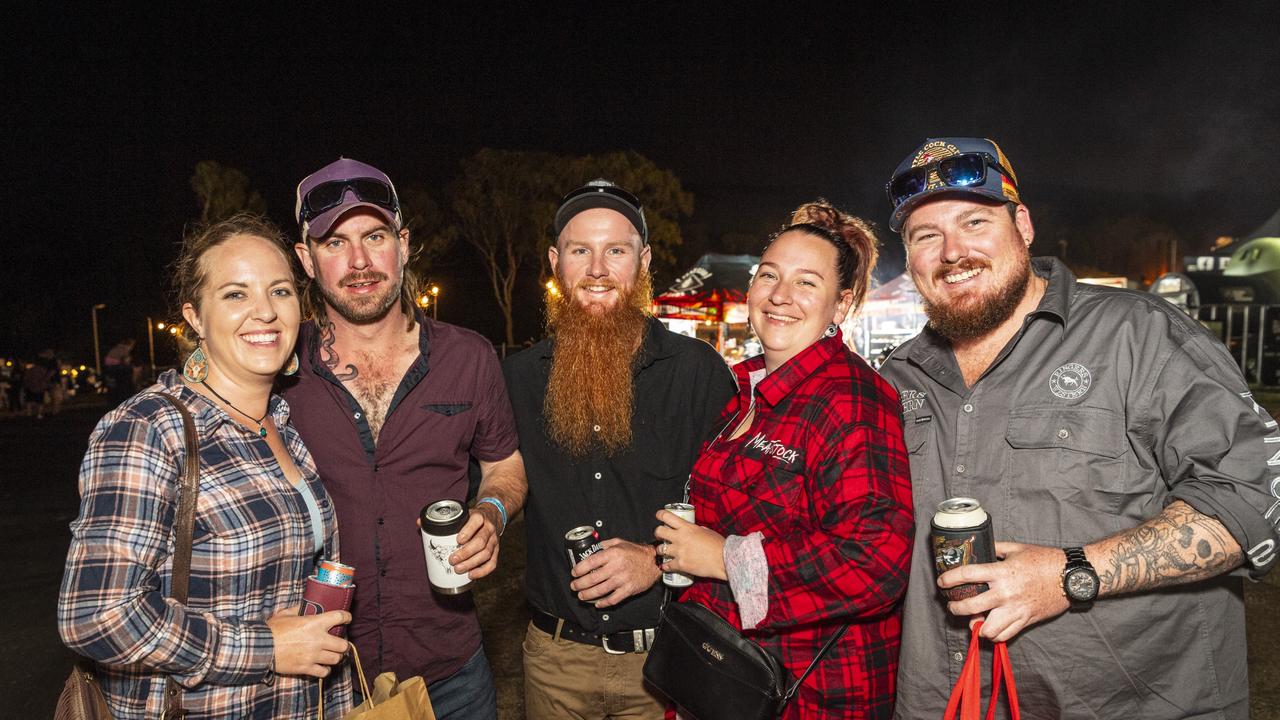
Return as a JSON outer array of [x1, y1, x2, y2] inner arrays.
[[881, 258, 1278, 720]]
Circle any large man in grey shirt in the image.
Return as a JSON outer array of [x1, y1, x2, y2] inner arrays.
[[880, 137, 1279, 719]]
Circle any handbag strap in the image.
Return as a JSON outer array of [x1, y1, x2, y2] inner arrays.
[[157, 391, 200, 719], [778, 622, 849, 710]]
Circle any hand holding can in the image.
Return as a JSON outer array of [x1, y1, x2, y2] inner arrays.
[[930, 498, 996, 601], [300, 559, 355, 637], [661, 503, 696, 588], [421, 500, 474, 595]]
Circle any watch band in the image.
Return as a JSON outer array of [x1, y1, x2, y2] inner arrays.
[[1062, 546, 1098, 605]]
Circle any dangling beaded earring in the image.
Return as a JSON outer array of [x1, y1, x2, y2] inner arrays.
[[182, 339, 209, 383], [282, 352, 299, 376], [823, 323, 839, 338]]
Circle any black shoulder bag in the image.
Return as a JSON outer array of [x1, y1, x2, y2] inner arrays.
[[642, 600, 848, 720]]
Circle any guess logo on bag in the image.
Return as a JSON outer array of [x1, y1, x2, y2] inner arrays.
[[701, 642, 725, 662]]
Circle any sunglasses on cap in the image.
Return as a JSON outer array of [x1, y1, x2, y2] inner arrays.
[[886, 152, 1017, 208], [298, 178, 399, 224], [558, 181, 643, 210]]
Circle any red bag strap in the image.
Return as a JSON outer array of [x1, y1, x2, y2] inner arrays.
[[943, 621, 1020, 720]]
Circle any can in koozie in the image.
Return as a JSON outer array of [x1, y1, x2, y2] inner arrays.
[[565, 525, 604, 570], [315, 559, 355, 587], [930, 497, 997, 601], [301, 560, 355, 637], [662, 503, 696, 588], [420, 500, 472, 595]]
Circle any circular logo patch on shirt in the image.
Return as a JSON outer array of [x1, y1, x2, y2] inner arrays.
[[1049, 363, 1092, 400]]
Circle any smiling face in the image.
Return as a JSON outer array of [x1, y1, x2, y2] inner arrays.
[[182, 234, 300, 386], [549, 207, 652, 314], [295, 208, 410, 324], [902, 196, 1035, 341], [748, 230, 854, 372]]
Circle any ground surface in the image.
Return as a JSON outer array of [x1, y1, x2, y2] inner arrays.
[[4, 396, 1276, 718]]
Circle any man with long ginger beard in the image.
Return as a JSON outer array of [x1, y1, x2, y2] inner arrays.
[[879, 138, 1277, 719], [504, 180, 735, 720]]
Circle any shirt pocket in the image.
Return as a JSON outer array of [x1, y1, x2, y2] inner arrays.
[[1005, 406, 1131, 542], [635, 415, 697, 483], [189, 479, 301, 604], [706, 455, 805, 536], [422, 401, 474, 417]]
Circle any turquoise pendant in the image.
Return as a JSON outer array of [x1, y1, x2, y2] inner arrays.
[[258, 427, 267, 438]]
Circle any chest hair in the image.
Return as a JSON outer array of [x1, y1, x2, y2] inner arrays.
[[338, 343, 417, 445]]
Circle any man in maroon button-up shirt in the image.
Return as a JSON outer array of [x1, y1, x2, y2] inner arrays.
[[280, 158, 526, 719]]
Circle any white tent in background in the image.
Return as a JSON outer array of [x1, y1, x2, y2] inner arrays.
[[847, 272, 928, 362]]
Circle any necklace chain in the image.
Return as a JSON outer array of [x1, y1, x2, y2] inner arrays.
[[201, 380, 269, 438]]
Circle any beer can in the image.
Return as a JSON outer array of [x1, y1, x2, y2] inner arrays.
[[662, 503, 696, 588], [565, 525, 604, 570], [315, 559, 355, 587], [420, 500, 473, 595], [930, 497, 996, 601]]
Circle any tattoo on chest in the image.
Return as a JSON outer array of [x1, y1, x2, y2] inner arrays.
[[320, 324, 358, 381]]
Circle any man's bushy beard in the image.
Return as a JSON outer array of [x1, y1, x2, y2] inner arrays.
[[316, 268, 402, 324], [920, 249, 1031, 342], [543, 270, 653, 458]]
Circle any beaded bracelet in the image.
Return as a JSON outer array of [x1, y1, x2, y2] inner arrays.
[[476, 496, 508, 536]]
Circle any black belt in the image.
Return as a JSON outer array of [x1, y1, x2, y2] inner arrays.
[[531, 609, 656, 654]]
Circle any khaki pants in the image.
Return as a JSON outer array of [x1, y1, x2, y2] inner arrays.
[[523, 621, 667, 720]]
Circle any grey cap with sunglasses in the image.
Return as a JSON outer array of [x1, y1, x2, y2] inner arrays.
[[886, 137, 1022, 233], [295, 157, 403, 239]]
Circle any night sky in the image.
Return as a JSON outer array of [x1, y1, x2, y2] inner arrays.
[[6, 3, 1279, 361]]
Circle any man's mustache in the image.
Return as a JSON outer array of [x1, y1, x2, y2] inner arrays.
[[339, 271, 389, 287], [934, 259, 989, 282]]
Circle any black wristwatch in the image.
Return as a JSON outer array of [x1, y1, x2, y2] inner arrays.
[[1061, 546, 1099, 607]]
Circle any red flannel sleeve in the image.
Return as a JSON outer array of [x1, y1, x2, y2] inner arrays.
[[755, 413, 914, 631]]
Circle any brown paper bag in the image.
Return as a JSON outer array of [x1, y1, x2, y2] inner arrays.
[[341, 645, 436, 720]]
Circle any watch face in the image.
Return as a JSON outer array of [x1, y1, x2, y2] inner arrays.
[[1066, 569, 1098, 600]]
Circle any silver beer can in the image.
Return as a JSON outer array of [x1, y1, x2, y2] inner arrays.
[[662, 502, 696, 588]]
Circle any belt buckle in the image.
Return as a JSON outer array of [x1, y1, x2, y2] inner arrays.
[[602, 629, 652, 655], [601, 634, 629, 655]]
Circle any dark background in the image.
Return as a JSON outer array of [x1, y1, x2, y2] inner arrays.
[[5, 3, 1279, 359]]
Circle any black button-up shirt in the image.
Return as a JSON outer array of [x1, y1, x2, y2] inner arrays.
[[504, 318, 736, 633]]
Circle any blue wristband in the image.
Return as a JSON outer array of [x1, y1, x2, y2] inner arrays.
[[476, 497, 508, 536]]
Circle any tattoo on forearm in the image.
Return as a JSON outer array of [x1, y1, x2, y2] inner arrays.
[[1097, 501, 1243, 596], [319, 323, 358, 381]]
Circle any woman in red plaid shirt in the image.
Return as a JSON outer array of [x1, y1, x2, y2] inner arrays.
[[656, 201, 914, 719]]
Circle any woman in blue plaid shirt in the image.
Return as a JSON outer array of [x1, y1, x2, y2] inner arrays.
[[59, 215, 354, 718]]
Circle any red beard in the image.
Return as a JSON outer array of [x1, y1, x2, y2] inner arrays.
[[543, 271, 654, 457]]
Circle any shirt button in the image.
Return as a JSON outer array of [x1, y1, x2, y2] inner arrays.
[[354, 412, 362, 420], [963, 403, 974, 413], [953, 651, 964, 662], [377, 518, 384, 525], [955, 464, 965, 474], [595, 520, 603, 528], [602, 614, 610, 621], [594, 472, 602, 479], [593, 424, 601, 432], [380, 570, 387, 577], [1058, 428, 1070, 439]]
